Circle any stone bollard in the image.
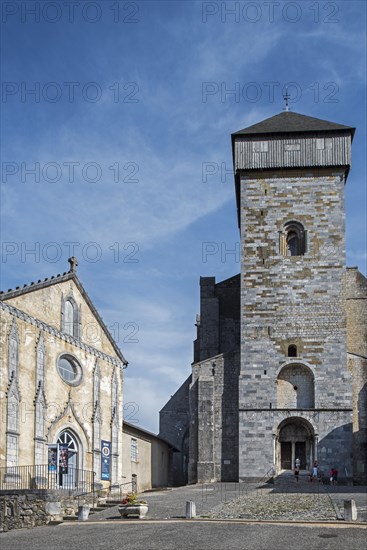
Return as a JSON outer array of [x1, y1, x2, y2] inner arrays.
[[78, 504, 90, 521], [344, 499, 357, 521], [186, 501, 196, 519], [45, 501, 62, 523]]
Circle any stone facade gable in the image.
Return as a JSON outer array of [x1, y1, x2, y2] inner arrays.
[[0, 262, 126, 364]]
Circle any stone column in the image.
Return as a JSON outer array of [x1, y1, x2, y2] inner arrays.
[[314, 434, 318, 462]]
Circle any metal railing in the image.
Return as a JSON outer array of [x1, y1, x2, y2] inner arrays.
[[0, 464, 95, 495], [106, 481, 134, 502], [77, 487, 98, 510], [257, 466, 275, 486]]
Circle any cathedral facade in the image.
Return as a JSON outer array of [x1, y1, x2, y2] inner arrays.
[[160, 111, 367, 485]]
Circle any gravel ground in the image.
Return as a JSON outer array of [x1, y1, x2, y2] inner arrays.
[[206, 486, 336, 521], [85, 478, 366, 523]]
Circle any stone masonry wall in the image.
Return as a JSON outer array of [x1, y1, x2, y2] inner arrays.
[[345, 268, 367, 483], [345, 267, 367, 357], [189, 350, 240, 483], [159, 375, 191, 450], [159, 376, 191, 486], [194, 276, 240, 363], [348, 353, 367, 484], [239, 169, 352, 479], [0, 491, 61, 532], [186, 273, 240, 483], [238, 409, 353, 481]]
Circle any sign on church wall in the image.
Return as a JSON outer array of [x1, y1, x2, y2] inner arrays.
[[101, 440, 111, 480]]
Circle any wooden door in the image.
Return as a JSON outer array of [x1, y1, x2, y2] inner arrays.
[[281, 442, 292, 469], [295, 441, 306, 469]]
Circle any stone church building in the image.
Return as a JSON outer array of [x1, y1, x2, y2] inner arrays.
[[0, 258, 175, 494], [160, 111, 367, 485], [0, 258, 127, 488]]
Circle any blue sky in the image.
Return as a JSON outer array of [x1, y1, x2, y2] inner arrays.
[[1, 0, 366, 432]]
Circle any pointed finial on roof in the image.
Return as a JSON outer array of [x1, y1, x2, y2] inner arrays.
[[283, 88, 291, 112], [68, 256, 78, 273]]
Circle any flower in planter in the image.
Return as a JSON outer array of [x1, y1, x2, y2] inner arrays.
[[120, 493, 147, 505]]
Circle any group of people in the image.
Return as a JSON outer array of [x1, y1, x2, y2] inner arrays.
[[294, 458, 338, 485]]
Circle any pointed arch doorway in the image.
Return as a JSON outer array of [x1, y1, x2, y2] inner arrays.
[[56, 429, 80, 488], [276, 418, 315, 473]]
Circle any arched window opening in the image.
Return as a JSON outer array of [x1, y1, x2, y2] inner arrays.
[[62, 295, 80, 338], [288, 345, 297, 358], [64, 300, 74, 335], [281, 221, 306, 257]]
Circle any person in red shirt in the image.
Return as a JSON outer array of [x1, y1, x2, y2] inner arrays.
[[330, 468, 338, 485]]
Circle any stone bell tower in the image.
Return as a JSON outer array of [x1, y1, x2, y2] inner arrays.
[[232, 111, 355, 479]]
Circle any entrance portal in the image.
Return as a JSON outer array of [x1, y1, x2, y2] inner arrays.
[[277, 418, 315, 472], [56, 430, 79, 488]]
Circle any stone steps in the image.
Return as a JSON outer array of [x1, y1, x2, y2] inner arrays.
[[63, 501, 121, 521]]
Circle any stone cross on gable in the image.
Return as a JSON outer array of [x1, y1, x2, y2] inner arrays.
[[68, 256, 78, 273]]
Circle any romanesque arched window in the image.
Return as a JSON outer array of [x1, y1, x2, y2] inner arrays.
[[277, 364, 314, 408], [280, 221, 307, 257], [288, 345, 297, 357]]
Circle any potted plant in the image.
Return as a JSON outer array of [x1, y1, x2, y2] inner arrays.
[[118, 493, 148, 519]]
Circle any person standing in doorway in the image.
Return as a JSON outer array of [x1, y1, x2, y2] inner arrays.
[[295, 457, 301, 469], [312, 461, 318, 481]]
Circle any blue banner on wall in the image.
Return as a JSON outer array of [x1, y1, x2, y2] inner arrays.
[[101, 440, 111, 480]]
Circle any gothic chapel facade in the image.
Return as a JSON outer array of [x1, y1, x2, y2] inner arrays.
[[0, 258, 126, 488], [160, 111, 367, 485]]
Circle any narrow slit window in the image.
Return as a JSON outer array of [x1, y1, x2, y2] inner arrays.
[[130, 438, 138, 462]]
